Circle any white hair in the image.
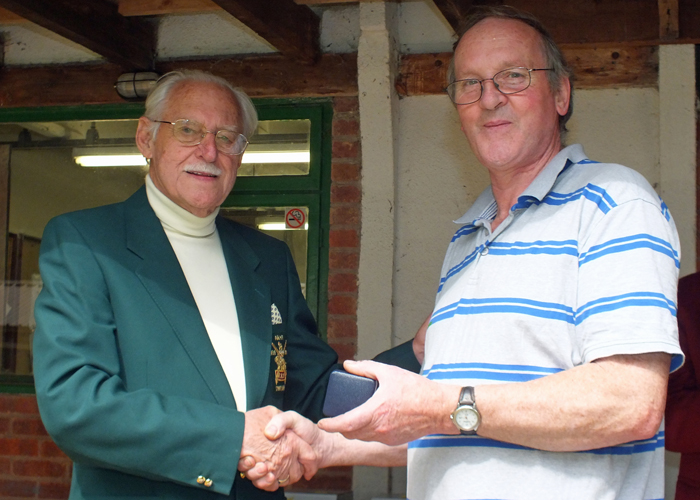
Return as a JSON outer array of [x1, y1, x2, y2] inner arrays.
[[143, 69, 258, 140]]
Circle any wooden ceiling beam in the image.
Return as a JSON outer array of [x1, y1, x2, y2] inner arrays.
[[208, 0, 320, 64], [429, 0, 700, 45], [0, 43, 659, 109], [0, 53, 358, 107], [659, 0, 680, 40], [396, 45, 659, 97], [117, 0, 357, 16], [0, 6, 23, 24], [118, 0, 221, 17], [0, 0, 155, 70], [431, 0, 474, 33]]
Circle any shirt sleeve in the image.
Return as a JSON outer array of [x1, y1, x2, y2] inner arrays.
[[575, 197, 682, 367]]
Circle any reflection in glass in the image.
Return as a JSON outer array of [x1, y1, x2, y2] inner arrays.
[[220, 207, 308, 295]]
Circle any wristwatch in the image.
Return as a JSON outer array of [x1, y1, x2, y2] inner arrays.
[[450, 386, 481, 435]]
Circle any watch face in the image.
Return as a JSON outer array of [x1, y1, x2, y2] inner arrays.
[[454, 407, 479, 431]]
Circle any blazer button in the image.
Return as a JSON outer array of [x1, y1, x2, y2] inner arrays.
[[204, 479, 213, 488], [197, 476, 206, 485]]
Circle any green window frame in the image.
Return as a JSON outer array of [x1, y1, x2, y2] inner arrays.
[[0, 99, 333, 393]]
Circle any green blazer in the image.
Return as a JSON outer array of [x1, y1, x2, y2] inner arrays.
[[33, 187, 339, 500]]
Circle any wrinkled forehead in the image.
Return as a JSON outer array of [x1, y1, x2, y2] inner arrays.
[[165, 81, 242, 125]]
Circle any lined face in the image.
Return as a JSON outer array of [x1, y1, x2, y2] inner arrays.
[[453, 18, 569, 174], [136, 81, 244, 217]]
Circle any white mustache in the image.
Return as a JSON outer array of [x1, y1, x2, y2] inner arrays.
[[184, 162, 222, 176]]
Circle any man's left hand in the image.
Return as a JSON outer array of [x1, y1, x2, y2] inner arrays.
[[317, 360, 460, 445]]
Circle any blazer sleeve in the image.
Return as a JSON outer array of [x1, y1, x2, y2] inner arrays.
[[665, 272, 700, 453], [373, 340, 421, 373], [33, 216, 244, 496]]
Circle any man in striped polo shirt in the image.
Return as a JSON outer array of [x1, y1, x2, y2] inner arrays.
[[243, 5, 684, 500]]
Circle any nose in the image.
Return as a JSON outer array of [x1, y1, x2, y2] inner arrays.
[[479, 79, 507, 110], [197, 131, 218, 162]]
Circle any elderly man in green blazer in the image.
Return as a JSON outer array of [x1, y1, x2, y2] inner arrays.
[[33, 70, 340, 500]]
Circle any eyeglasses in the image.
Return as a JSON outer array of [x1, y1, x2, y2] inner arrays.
[[152, 119, 249, 156], [445, 67, 554, 105]]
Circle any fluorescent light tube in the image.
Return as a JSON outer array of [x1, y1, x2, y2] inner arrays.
[[241, 151, 309, 164]]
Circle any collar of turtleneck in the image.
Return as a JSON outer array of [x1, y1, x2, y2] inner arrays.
[[145, 174, 219, 238]]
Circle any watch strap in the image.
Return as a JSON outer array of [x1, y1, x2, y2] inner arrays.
[[458, 386, 476, 407], [456, 386, 478, 435]]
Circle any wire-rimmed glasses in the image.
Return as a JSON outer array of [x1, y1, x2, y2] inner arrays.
[[445, 67, 554, 105], [152, 119, 249, 156]]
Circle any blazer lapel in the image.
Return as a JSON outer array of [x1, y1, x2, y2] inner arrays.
[[123, 187, 236, 408], [217, 218, 272, 411]]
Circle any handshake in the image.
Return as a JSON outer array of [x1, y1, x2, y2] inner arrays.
[[236, 360, 440, 491], [238, 406, 334, 491]]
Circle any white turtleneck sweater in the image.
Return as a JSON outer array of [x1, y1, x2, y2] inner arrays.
[[145, 175, 247, 410]]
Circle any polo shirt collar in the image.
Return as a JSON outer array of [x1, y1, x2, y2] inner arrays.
[[455, 144, 588, 225]]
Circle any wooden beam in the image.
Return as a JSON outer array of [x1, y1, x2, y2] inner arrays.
[[0, 53, 358, 107], [118, 0, 356, 16], [659, 0, 679, 40], [209, 0, 320, 64], [157, 53, 356, 96], [431, 0, 474, 33], [294, 0, 357, 3], [0, 6, 23, 23], [0, 0, 155, 70], [118, 0, 221, 17], [396, 46, 659, 96]]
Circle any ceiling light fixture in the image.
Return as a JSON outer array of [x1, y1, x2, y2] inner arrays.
[[114, 72, 160, 101]]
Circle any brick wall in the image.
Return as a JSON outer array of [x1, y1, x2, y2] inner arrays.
[[0, 395, 71, 499], [0, 96, 362, 497], [326, 96, 361, 367]]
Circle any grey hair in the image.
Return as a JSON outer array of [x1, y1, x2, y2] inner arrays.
[[143, 69, 258, 140], [447, 5, 573, 139]]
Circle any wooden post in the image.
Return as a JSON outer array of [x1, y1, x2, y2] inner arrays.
[[659, 0, 680, 41]]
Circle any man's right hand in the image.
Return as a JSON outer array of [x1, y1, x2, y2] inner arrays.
[[239, 411, 331, 488], [240, 406, 317, 491]]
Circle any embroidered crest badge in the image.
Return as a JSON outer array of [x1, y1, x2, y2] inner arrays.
[[271, 338, 287, 391]]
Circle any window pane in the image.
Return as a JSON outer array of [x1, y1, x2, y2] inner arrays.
[[0, 114, 315, 378], [1, 119, 144, 376], [219, 207, 309, 294], [238, 119, 311, 177]]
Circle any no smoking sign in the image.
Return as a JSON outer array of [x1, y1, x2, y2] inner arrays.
[[285, 208, 306, 229]]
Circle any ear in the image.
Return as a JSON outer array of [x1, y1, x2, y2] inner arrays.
[[554, 76, 571, 117], [135, 116, 155, 159]]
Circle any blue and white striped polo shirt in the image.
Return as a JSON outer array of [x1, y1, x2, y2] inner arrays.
[[408, 144, 683, 500]]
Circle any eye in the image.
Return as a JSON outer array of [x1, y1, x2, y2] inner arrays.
[[216, 132, 235, 145], [501, 69, 527, 80], [461, 79, 480, 88], [175, 120, 203, 137]]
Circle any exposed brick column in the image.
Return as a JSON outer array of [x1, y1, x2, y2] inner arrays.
[[326, 96, 361, 364], [0, 394, 71, 499]]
